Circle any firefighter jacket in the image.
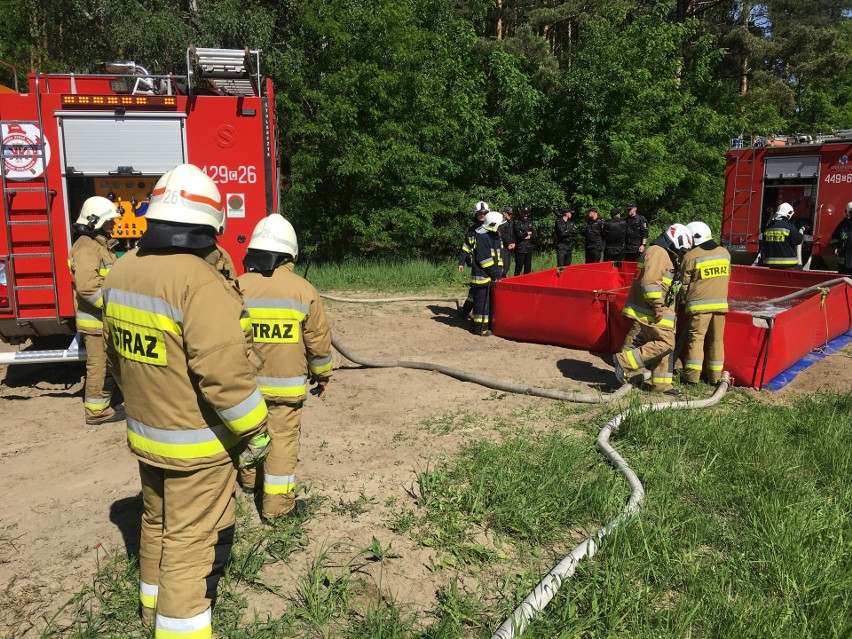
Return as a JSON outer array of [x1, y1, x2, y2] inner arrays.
[[458, 219, 483, 267], [621, 240, 677, 329], [682, 242, 732, 314], [624, 214, 649, 251], [102, 248, 268, 471], [584, 218, 604, 248], [554, 218, 578, 246], [602, 218, 627, 251], [238, 263, 333, 403], [470, 228, 504, 285], [830, 218, 852, 267], [69, 234, 118, 335], [760, 219, 803, 267], [513, 218, 536, 254]]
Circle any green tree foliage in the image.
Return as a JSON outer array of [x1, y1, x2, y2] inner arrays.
[[0, 0, 849, 257]]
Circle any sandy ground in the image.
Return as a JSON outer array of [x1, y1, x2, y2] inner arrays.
[[1, 296, 850, 637]]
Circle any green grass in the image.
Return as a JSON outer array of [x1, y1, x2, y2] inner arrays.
[[305, 252, 568, 293], [38, 392, 852, 639]]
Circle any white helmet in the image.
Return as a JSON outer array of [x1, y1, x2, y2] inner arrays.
[[845, 201, 852, 217], [775, 202, 794, 220], [686, 221, 712, 245], [664, 223, 694, 252], [484, 211, 503, 232], [474, 200, 490, 214], [247, 214, 298, 260], [75, 196, 120, 231], [146, 164, 225, 235]]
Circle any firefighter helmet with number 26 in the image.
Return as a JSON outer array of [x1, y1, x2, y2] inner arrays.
[[247, 214, 299, 261], [146, 164, 226, 235]]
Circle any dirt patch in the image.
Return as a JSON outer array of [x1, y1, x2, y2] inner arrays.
[[1, 298, 850, 637]]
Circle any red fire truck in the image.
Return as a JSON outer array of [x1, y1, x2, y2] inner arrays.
[[721, 131, 852, 269], [0, 48, 281, 343]]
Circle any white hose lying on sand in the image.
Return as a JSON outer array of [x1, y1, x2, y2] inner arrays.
[[491, 372, 732, 639]]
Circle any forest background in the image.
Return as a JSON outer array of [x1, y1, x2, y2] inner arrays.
[[1, 0, 851, 261]]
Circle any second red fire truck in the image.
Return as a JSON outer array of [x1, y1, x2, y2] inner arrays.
[[722, 131, 852, 268]]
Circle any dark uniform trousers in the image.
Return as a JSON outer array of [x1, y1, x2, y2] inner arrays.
[[585, 247, 601, 263], [471, 284, 493, 333], [556, 243, 573, 268]]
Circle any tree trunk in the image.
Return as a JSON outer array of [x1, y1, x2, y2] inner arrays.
[[497, 0, 503, 40], [740, 0, 750, 95]]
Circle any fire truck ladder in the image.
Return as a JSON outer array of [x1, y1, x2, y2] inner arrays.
[[0, 74, 61, 326], [729, 151, 757, 246], [187, 47, 261, 97]]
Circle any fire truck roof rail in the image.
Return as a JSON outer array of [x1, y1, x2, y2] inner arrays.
[[731, 130, 852, 149], [187, 46, 261, 97]]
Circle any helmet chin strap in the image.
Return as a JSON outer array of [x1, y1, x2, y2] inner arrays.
[[137, 220, 218, 250], [243, 248, 292, 273]]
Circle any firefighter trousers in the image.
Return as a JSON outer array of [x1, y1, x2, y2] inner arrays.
[[239, 402, 302, 519], [616, 321, 675, 392], [138, 460, 236, 639], [684, 312, 726, 384], [82, 333, 114, 423], [470, 284, 492, 334]]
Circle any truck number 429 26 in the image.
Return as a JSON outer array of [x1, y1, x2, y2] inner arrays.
[[202, 165, 257, 184]]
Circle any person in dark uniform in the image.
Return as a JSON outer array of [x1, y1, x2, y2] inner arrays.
[[513, 208, 536, 276], [457, 202, 489, 317], [498, 206, 515, 277], [760, 202, 803, 269], [555, 208, 578, 269], [602, 207, 627, 262], [830, 201, 852, 275], [584, 208, 604, 263], [624, 203, 649, 261]]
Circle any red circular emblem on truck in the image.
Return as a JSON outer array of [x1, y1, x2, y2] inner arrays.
[[1, 123, 52, 180]]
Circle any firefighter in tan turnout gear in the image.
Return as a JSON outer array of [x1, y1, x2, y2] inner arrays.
[[69, 196, 123, 424], [681, 221, 731, 384], [102, 164, 270, 638], [614, 224, 694, 394], [237, 214, 333, 519]]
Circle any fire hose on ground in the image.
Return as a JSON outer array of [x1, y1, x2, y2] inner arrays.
[[491, 372, 731, 639], [321, 293, 735, 638]]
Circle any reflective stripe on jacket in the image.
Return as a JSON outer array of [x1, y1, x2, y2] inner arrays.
[[238, 263, 333, 403], [621, 244, 676, 328], [69, 234, 118, 335], [760, 220, 802, 267], [103, 248, 267, 470], [682, 245, 731, 314], [470, 228, 503, 285]]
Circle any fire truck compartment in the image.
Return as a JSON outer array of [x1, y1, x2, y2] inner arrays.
[[493, 263, 852, 389], [60, 116, 186, 175]]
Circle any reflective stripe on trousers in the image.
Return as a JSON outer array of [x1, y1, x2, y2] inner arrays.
[[264, 473, 296, 495], [156, 607, 212, 639], [140, 579, 159, 609]]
